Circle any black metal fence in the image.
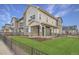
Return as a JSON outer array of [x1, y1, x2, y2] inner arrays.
[[2, 36, 48, 55]]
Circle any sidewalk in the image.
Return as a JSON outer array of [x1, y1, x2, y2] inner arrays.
[[0, 40, 14, 55]]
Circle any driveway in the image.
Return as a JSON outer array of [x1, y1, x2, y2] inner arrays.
[[0, 39, 14, 55]]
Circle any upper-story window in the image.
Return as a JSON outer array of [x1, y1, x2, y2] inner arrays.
[[29, 15, 35, 20]]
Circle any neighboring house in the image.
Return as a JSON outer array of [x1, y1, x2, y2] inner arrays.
[[10, 17, 19, 34], [18, 17, 24, 35], [23, 5, 63, 36], [2, 5, 63, 36], [2, 24, 12, 35], [62, 25, 78, 35]]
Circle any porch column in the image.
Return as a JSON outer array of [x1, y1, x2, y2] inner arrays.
[[40, 24, 42, 36], [51, 27, 54, 35], [28, 26, 31, 36], [44, 26, 46, 36]]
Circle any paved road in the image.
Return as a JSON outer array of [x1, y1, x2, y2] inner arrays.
[[0, 39, 14, 55]]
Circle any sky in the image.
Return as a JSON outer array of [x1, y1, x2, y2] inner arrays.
[[0, 4, 79, 30]]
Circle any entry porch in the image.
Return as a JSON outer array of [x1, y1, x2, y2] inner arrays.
[[28, 24, 58, 36]]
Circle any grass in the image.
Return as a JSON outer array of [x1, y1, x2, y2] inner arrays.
[[10, 36, 53, 54], [42, 37, 79, 54], [10, 36, 79, 55]]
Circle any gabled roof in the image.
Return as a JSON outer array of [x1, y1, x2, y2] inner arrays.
[[18, 16, 24, 22], [55, 16, 63, 23], [24, 5, 62, 22], [11, 16, 18, 23]]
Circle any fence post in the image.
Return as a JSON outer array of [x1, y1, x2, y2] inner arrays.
[[31, 47, 33, 55], [10, 39, 12, 49]]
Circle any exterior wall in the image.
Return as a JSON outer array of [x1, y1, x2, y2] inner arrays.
[[57, 18, 62, 34], [23, 6, 39, 35], [18, 20, 24, 32], [38, 11, 56, 26], [24, 6, 57, 27], [23, 14, 28, 35], [25, 6, 39, 26]]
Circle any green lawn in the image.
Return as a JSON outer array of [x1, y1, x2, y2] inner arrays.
[[10, 36, 79, 55]]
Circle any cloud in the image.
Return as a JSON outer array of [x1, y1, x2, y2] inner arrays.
[[46, 4, 72, 17], [0, 9, 11, 24], [59, 4, 72, 9], [55, 9, 71, 17], [46, 4, 56, 14], [55, 4, 72, 17], [0, 5, 22, 27], [0, 5, 20, 24]]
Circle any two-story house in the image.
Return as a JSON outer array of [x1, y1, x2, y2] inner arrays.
[[23, 5, 62, 36], [2, 24, 12, 35], [10, 17, 19, 35]]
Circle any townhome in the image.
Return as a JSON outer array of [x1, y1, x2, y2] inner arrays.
[[10, 17, 19, 35], [11, 17, 18, 32], [23, 5, 62, 36], [2, 24, 12, 35], [62, 25, 78, 35]]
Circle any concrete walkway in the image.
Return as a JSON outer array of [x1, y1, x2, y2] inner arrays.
[[0, 40, 14, 55]]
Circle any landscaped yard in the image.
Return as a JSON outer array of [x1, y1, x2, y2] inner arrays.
[[10, 36, 79, 55]]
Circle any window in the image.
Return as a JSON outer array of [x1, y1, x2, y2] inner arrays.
[[29, 15, 35, 21], [30, 15, 35, 19], [33, 15, 35, 19]]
